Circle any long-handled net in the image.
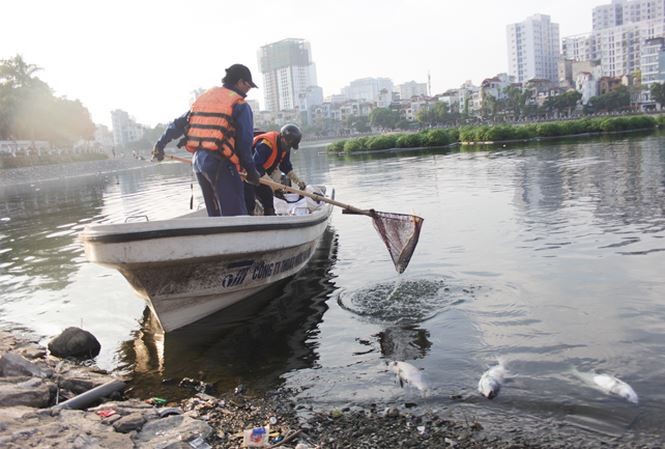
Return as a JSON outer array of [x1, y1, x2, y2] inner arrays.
[[258, 177, 425, 273], [166, 157, 425, 272], [368, 211, 424, 274]]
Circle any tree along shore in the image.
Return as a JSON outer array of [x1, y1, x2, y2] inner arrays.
[[327, 114, 664, 154]]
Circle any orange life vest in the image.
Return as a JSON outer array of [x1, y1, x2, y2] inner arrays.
[[184, 86, 244, 170], [252, 131, 284, 173]]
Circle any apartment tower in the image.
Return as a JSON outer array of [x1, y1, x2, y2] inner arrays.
[[507, 14, 561, 83], [257, 38, 319, 112], [562, 0, 665, 81]]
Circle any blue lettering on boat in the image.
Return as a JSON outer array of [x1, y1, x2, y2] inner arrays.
[[221, 267, 250, 288]]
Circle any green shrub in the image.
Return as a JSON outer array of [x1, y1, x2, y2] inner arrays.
[[446, 128, 460, 143], [513, 125, 536, 139], [599, 118, 622, 132], [423, 129, 450, 147], [484, 125, 517, 141], [655, 114, 665, 128], [343, 139, 364, 153], [367, 135, 398, 150], [459, 126, 476, 142], [473, 126, 492, 141], [536, 122, 564, 137], [626, 115, 656, 129], [327, 140, 346, 152], [395, 133, 423, 148]]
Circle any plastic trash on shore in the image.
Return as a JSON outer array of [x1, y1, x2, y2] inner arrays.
[[144, 397, 167, 406], [95, 409, 116, 418], [242, 424, 270, 447], [188, 436, 212, 449]]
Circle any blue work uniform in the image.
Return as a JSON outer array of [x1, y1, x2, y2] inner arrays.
[[244, 137, 294, 215], [154, 84, 256, 216]]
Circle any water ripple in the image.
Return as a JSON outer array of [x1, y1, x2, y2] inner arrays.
[[337, 278, 477, 324]]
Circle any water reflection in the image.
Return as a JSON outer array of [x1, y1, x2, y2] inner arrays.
[[0, 177, 106, 296], [118, 227, 339, 399], [376, 324, 432, 361], [513, 137, 665, 245]]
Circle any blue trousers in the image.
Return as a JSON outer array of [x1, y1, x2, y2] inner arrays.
[[193, 151, 247, 216]]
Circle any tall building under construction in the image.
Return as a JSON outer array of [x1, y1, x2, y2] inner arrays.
[[257, 38, 322, 113]]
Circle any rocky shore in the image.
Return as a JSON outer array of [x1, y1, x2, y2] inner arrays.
[[3, 328, 662, 449]]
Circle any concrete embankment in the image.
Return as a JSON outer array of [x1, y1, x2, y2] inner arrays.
[[0, 158, 155, 188]]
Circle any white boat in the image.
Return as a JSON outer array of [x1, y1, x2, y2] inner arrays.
[[80, 186, 334, 332]]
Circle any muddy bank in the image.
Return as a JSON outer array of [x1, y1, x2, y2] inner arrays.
[[2, 328, 661, 448]]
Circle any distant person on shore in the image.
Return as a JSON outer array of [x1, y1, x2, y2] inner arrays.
[[151, 64, 261, 216], [244, 124, 306, 216]]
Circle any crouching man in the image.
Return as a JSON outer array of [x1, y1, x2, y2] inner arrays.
[[244, 124, 307, 215]]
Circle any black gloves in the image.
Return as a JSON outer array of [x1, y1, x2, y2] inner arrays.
[[151, 145, 164, 162]]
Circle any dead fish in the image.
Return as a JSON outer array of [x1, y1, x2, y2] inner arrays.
[[571, 368, 639, 405], [478, 362, 507, 400], [592, 373, 639, 405], [389, 361, 428, 394]]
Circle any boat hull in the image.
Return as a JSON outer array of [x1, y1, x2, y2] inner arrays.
[[81, 187, 334, 331], [119, 240, 320, 331]]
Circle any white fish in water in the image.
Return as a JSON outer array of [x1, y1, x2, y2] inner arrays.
[[592, 373, 639, 404], [571, 368, 639, 405], [389, 361, 428, 394], [478, 362, 507, 400]]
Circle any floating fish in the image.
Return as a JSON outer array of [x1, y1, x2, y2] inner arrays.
[[389, 361, 428, 394], [478, 361, 507, 400], [592, 373, 639, 405], [572, 368, 639, 405]]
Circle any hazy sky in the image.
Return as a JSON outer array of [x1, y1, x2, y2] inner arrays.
[[2, 0, 608, 128]]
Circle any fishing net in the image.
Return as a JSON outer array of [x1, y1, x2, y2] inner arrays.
[[370, 211, 424, 274]]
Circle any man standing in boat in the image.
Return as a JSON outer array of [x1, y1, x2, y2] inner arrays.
[[152, 64, 261, 216], [245, 124, 307, 215]]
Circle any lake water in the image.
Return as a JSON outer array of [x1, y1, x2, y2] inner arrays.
[[1, 134, 664, 445]]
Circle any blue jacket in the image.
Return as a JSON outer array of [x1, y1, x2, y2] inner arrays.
[[154, 84, 255, 173], [253, 139, 293, 176]]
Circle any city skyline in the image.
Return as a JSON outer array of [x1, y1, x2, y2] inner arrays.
[[2, 0, 609, 128]]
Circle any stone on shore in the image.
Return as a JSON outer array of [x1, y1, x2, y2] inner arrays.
[[0, 351, 52, 378], [0, 377, 55, 407], [48, 327, 101, 359], [0, 407, 134, 449], [135, 414, 213, 449], [112, 411, 147, 433]]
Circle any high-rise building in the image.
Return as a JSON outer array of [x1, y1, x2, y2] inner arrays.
[[397, 81, 428, 100], [561, 34, 593, 62], [563, 0, 665, 79], [110, 110, 146, 147], [506, 14, 561, 83], [593, 0, 665, 30], [641, 37, 665, 84], [341, 78, 394, 106], [257, 38, 321, 113]]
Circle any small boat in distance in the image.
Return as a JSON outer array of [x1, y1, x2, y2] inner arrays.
[[80, 186, 335, 332]]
